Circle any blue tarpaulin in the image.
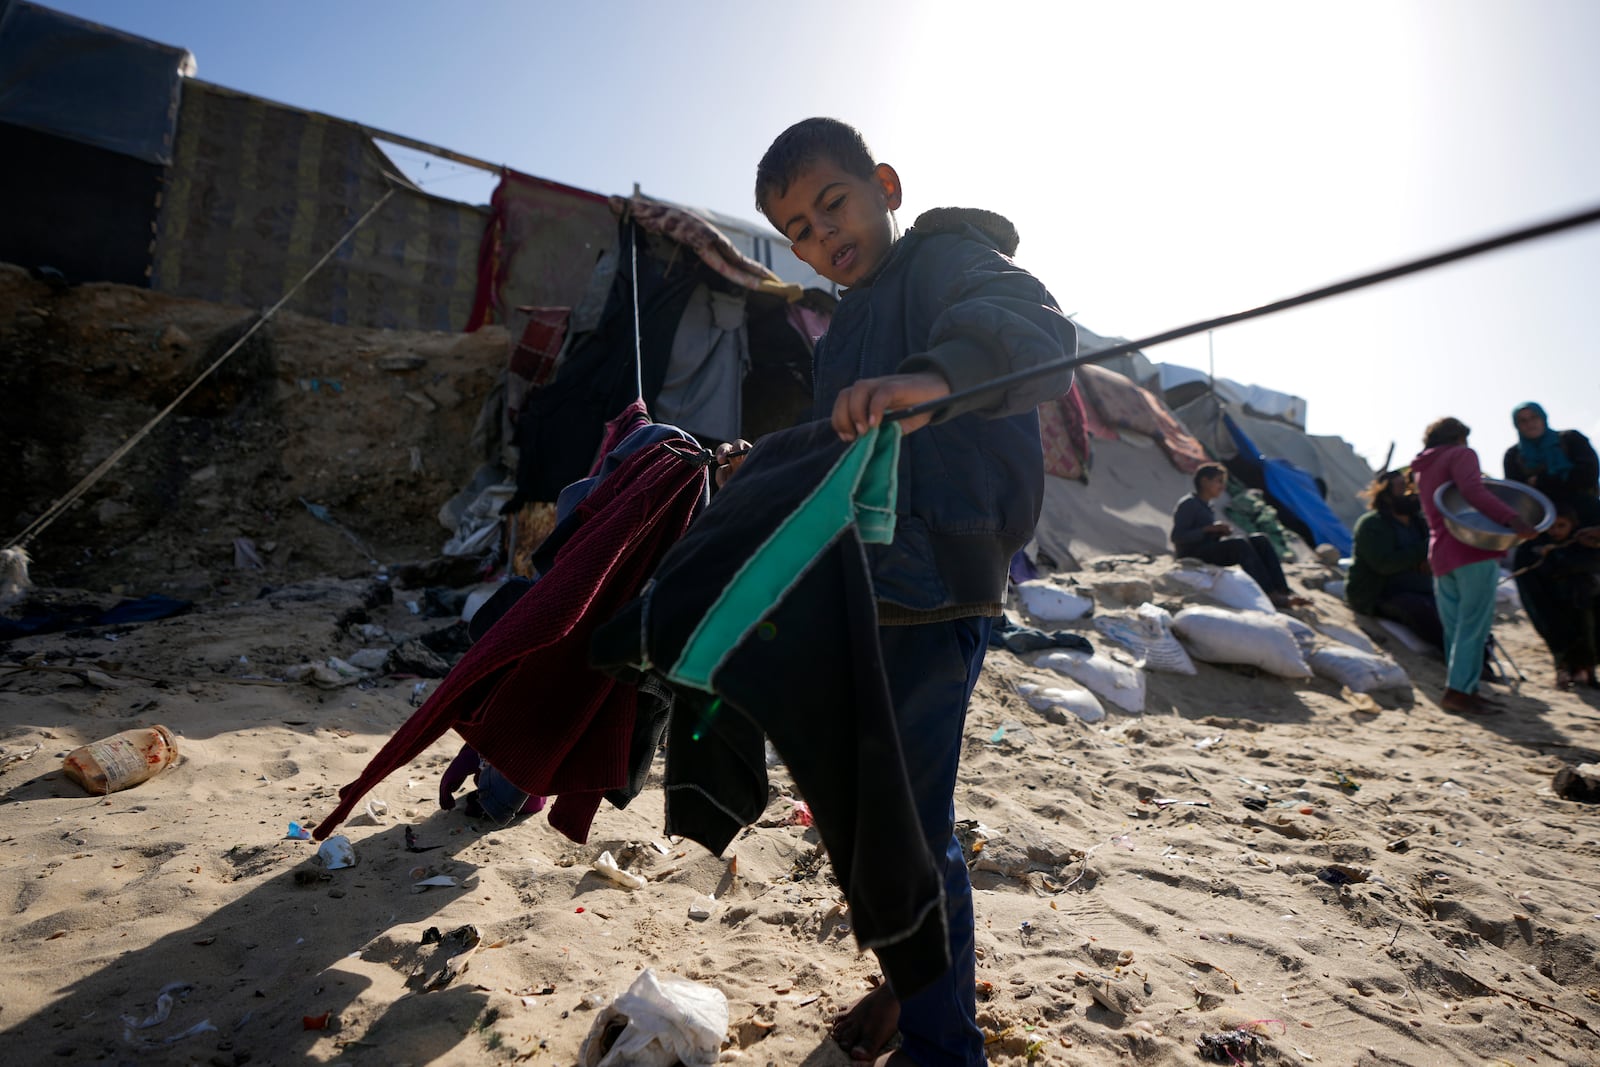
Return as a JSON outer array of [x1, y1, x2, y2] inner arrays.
[[1225, 415, 1352, 555]]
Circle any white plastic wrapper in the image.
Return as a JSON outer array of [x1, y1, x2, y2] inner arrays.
[[580, 969, 729, 1067]]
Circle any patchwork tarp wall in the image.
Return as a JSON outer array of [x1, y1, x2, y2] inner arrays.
[[1172, 390, 1373, 527], [152, 82, 487, 331], [1225, 414, 1352, 555], [0, 0, 187, 284]]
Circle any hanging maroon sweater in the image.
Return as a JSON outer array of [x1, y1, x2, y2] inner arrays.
[[314, 438, 709, 843]]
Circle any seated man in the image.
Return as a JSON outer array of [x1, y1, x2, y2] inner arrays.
[[1172, 463, 1305, 610]]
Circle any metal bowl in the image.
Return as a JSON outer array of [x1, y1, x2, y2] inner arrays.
[[1432, 477, 1553, 552]]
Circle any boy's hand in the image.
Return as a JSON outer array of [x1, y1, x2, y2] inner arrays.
[[714, 440, 752, 488], [831, 372, 951, 442]]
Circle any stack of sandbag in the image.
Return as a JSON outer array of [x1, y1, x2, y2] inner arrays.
[[1171, 606, 1312, 678], [1015, 681, 1105, 724], [1015, 579, 1095, 623], [1033, 647, 1146, 713], [1159, 562, 1275, 614], [1093, 603, 1197, 675]]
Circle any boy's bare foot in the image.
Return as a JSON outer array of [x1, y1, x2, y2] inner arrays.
[[831, 984, 900, 1062]]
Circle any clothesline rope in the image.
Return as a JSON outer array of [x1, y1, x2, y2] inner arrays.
[[888, 201, 1600, 423], [4, 187, 399, 551]]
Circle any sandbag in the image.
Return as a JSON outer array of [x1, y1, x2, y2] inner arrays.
[[1172, 606, 1312, 679], [1093, 603, 1197, 675], [1163, 563, 1275, 614], [1033, 648, 1146, 713], [1016, 682, 1105, 724], [1308, 646, 1410, 693], [1016, 580, 1094, 623], [1314, 622, 1378, 655]]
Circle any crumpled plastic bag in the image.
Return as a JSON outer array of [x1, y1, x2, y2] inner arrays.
[[579, 969, 728, 1067]]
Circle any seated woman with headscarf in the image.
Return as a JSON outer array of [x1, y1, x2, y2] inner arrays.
[[1504, 403, 1600, 690], [1346, 470, 1444, 651]]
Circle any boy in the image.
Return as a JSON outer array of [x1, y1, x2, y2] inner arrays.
[[754, 118, 1075, 1067]]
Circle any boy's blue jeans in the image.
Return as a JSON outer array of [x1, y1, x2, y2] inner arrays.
[[1435, 559, 1499, 693], [879, 615, 993, 1067]]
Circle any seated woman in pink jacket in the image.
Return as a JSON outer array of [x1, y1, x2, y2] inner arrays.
[[1411, 417, 1537, 715]]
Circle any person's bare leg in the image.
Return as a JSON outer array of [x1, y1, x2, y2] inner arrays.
[[831, 984, 901, 1061]]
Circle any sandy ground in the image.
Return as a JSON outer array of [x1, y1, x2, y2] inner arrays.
[[1, 555, 1597, 1067]]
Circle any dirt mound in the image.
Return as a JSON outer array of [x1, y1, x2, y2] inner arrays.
[[1, 265, 507, 600]]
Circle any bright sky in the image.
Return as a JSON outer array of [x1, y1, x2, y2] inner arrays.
[[48, 0, 1600, 472]]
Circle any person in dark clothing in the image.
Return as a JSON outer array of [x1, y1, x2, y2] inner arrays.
[[1515, 502, 1600, 689], [1346, 470, 1445, 650], [1503, 402, 1600, 509], [753, 118, 1075, 1067], [1503, 402, 1600, 689], [1171, 463, 1305, 610]]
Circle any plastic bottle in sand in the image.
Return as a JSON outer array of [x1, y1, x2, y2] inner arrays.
[[61, 725, 180, 795]]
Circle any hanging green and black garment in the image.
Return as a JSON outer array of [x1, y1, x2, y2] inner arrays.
[[593, 418, 954, 997]]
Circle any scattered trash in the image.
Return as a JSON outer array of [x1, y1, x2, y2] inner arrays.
[[315, 835, 357, 870], [303, 1011, 332, 1031], [687, 896, 715, 921], [1240, 796, 1269, 812], [1333, 771, 1361, 793], [1151, 798, 1211, 809], [420, 924, 480, 948], [1553, 763, 1600, 804], [781, 800, 813, 827], [286, 822, 312, 840], [578, 968, 729, 1067], [1315, 864, 1370, 888], [412, 875, 460, 893], [61, 725, 180, 795], [122, 982, 192, 1030], [1438, 781, 1470, 797], [1196, 1027, 1267, 1062], [405, 825, 442, 853], [592, 850, 648, 890], [1386, 837, 1410, 853], [989, 725, 1007, 743], [1194, 736, 1223, 750], [233, 537, 265, 571], [409, 681, 428, 706], [0, 741, 43, 770], [362, 799, 388, 822]]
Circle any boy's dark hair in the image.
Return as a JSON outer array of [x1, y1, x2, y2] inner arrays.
[[755, 118, 877, 224], [1424, 417, 1470, 448], [1193, 462, 1228, 492]]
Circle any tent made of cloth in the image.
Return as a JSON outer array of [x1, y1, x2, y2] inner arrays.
[[1172, 390, 1374, 527], [1223, 413, 1353, 555], [0, 1, 189, 286], [1071, 363, 1208, 475], [1032, 434, 1198, 567], [1157, 363, 1309, 428]]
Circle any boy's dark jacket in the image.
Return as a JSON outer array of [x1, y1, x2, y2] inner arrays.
[[812, 208, 1077, 617]]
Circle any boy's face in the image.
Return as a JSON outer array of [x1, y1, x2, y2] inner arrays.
[[765, 160, 902, 288]]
